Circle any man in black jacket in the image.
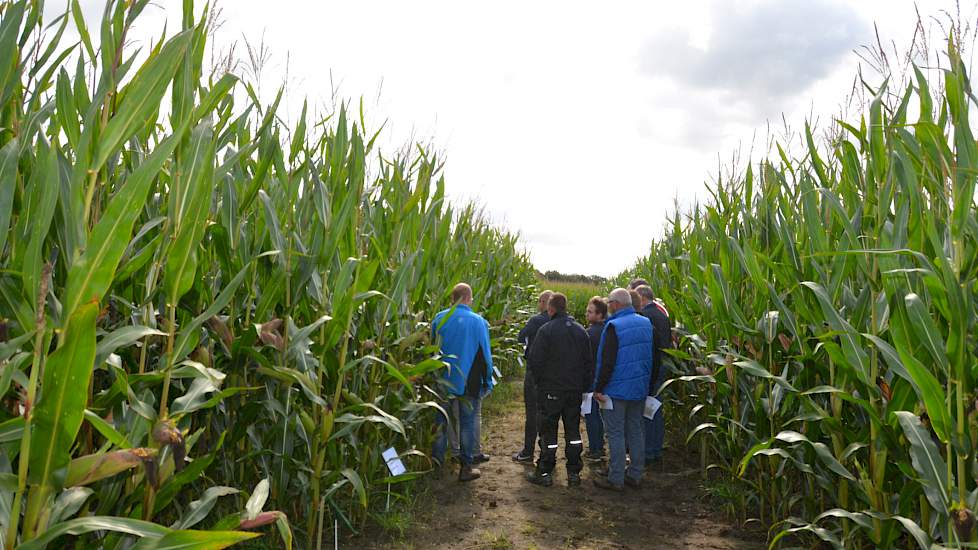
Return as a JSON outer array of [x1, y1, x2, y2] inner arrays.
[[513, 290, 553, 463], [526, 293, 593, 487], [634, 283, 673, 465]]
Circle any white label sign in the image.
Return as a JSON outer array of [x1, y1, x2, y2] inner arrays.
[[382, 447, 406, 476]]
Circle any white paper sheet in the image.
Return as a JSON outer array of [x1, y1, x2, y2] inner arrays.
[[643, 396, 662, 420], [598, 395, 614, 410], [580, 392, 593, 416], [382, 447, 406, 476]]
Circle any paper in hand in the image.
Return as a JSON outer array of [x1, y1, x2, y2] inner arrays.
[[580, 393, 593, 416], [643, 396, 662, 420]]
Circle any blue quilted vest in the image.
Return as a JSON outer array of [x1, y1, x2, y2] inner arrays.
[[595, 306, 653, 400]]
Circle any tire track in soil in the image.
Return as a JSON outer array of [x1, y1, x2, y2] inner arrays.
[[358, 380, 765, 549]]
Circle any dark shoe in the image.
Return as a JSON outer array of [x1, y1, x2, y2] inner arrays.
[[474, 453, 490, 464], [567, 472, 582, 487], [625, 476, 642, 489], [592, 476, 623, 492], [585, 449, 604, 460], [526, 471, 553, 487], [512, 451, 534, 464], [458, 464, 481, 482]]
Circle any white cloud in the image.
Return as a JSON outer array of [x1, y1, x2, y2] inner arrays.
[[641, 0, 868, 110]]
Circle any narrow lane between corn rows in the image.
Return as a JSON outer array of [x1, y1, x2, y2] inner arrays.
[[360, 378, 766, 550]]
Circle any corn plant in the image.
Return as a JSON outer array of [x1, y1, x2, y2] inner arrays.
[[0, 1, 534, 548], [627, 38, 978, 549]]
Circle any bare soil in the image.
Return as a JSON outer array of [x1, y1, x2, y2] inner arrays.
[[357, 380, 765, 550]]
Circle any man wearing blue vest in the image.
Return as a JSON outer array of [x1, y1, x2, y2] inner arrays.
[[592, 288, 653, 491], [432, 283, 495, 482]]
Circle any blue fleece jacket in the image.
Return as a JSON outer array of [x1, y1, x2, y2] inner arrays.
[[432, 304, 495, 397]]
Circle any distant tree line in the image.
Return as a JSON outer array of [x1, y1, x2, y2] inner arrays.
[[537, 270, 608, 285]]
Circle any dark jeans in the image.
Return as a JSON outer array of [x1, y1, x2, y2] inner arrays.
[[584, 395, 604, 453], [644, 366, 667, 459], [535, 390, 584, 475], [521, 371, 540, 456]]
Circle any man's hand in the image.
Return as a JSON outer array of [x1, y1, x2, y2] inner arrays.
[[594, 392, 607, 403]]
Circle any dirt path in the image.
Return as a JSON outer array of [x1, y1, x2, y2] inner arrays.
[[359, 381, 764, 550]]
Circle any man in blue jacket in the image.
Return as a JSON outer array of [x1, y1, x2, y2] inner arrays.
[[432, 283, 495, 482], [592, 288, 653, 491]]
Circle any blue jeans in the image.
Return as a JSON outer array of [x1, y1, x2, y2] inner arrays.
[[433, 395, 480, 466], [600, 397, 644, 485], [584, 395, 604, 453], [448, 398, 483, 458]]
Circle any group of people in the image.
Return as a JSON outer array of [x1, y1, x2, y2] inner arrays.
[[430, 279, 673, 491]]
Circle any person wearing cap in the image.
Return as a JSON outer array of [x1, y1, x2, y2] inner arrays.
[[513, 290, 554, 464], [431, 283, 495, 482], [584, 296, 608, 459], [634, 284, 673, 465], [525, 293, 593, 487], [592, 288, 653, 491]]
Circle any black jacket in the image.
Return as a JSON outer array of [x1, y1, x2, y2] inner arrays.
[[527, 312, 593, 393], [518, 312, 550, 359], [586, 321, 604, 367], [641, 302, 673, 391]]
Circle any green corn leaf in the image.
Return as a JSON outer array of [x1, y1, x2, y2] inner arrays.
[[173, 486, 240, 530], [0, 139, 18, 257], [63, 133, 182, 321], [164, 119, 215, 304], [82, 409, 131, 448], [128, 529, 260, 550], [20, 140, 60, 303], [895, 411, 952, 516], [865, 333, 950, 441], [903, 293, 950, 376], [93, 29, 193, 171], [28, 300, 99, 489], [17, 517, 171, 550], [774, 430, 855, 481]]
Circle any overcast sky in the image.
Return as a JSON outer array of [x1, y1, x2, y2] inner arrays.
[[66, 0, 972, 276]]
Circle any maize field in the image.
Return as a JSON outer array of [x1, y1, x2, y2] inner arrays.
[[0, 1, 534, 548], [627, 37, 978, 548]]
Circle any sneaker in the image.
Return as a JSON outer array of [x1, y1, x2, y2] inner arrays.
[[567, 472, 582, 487], [512, 451, 534, 464], [625, 476, 642, 489], [473, 453, 491, 464], [526, 471, 553, 487], [592, 476, 623, 492], [458, 464, 481, 482], [585, 449, 604, 460]]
